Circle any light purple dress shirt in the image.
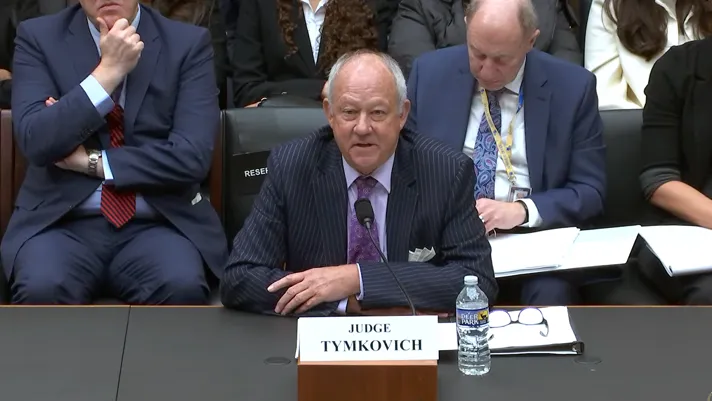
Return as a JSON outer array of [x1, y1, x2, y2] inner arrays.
[[336, 154, 394, 314]]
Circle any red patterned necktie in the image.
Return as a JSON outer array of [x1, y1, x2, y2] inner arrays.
[[100, 102, 136, 228]]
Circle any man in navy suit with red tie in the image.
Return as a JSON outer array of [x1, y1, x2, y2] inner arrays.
[[1, 0, 228, 304]]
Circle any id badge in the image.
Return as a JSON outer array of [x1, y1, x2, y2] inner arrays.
[[507, 186, 531, 202]]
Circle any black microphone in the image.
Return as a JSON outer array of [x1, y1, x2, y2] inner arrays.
[[354, 198, 416, 316]]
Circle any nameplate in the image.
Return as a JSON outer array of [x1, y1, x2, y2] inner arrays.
[[296, 316, 439, 362], [229, 150, 270, 196]]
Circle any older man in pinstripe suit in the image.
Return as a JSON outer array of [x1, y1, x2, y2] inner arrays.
[[220, 50, 497, 317]]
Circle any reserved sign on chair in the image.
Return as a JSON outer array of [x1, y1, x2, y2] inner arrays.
[[229, 150, 271, 196]]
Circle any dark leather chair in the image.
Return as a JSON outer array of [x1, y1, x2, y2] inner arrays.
[[0, 109, 21, 240], [0, 109, 15, 303], [578, 0, 592, 50], [222, 107, 327, 242], [580, 108, 665, 305], [592, 108, 653, 228]]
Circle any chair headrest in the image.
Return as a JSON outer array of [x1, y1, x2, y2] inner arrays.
[[223, 108, 328, 154], [596, 108, 646, 227], [600, 109, 643, 138]]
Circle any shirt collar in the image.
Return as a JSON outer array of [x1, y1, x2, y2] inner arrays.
[[87, 5, 141, 47], [300, 0, 328, 12], [504, 57, 526, 95], [343, 152, 395, 194]]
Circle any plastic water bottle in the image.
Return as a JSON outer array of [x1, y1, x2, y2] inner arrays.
[[456, 275, 491, 375]]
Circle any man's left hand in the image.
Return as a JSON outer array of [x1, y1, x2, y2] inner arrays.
[[476, 198, 526, 233], [268, 264, 360, 315]]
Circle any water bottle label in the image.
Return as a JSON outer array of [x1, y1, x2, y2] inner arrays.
[[456, 307, 489, 328]]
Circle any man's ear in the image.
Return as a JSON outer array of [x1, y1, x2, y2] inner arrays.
[[322, 98, 333, 124], [529, 29, 540, 49], [399, 99, 411, 129]]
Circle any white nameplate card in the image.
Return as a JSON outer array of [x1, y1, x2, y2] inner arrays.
[[296, 316, 439, 362]]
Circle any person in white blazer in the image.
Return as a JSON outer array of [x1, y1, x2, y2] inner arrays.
[[584, 0, 711, 110]]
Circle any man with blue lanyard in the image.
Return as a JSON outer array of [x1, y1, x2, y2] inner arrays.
[[404, 0, 606, 305]]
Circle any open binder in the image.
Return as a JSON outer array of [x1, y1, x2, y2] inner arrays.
[[490, 339, 584, 356], [639, 225, 712, 276]]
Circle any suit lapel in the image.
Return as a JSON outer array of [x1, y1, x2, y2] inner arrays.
[[522, 52, 550, 192], [65, 8, 108, 148], [312, 135, 348, 265], [386, 136, 417, 263], [124, 6, 161, 142], [292, 2, 318, 77], [66, 9, 100, 85]]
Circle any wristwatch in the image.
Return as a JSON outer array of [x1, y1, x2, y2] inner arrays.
[[87, 149, 101, 177], [515, 200, 529, 225]]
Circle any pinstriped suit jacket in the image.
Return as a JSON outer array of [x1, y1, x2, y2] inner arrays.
[[220, 126, 497, 316]]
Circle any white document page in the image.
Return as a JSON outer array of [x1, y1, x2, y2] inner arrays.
[[561, 225, 641, 269], [490, 227, 580, 276], [438, 306, 579, 355], [494, 226, 640, 278], [640, 225, 712, 276]]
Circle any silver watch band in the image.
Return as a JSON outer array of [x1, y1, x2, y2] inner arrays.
[[87, 150, 101, 176]]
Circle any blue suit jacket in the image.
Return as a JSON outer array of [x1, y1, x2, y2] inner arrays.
[[220, 127, 498, 315], [1, 5, 228, 277], [407, 46, 606, 228]]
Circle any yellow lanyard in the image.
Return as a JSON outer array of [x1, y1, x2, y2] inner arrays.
[[480, 88, 523, 186]]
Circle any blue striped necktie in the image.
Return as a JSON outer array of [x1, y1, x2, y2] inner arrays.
[[473, 89, 503, 200]]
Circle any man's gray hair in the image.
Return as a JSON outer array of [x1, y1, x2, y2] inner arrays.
[[465, 0, 539, 34], [325, 50, 408, 112]]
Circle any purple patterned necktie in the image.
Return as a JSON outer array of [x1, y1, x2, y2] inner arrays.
[[347, 176, 382, 264], [473, 89, 503, 200]]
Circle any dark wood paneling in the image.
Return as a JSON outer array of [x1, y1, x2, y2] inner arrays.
[[0, 109, 18, 238]]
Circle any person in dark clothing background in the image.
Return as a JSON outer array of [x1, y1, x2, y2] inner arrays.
[[231, 0, 391, 108], [141, 0, 230, 108], [388, 0, 581, 78], [638, 37, 712, 304], [220, 0, 239, 53], [0, 0, 41, 109]]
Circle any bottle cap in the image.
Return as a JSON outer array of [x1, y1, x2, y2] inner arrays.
[[464, 275, 478, 286]]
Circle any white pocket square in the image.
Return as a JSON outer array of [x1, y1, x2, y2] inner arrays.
[[191, 193, 202, 205], [408, 247, 436, 262]]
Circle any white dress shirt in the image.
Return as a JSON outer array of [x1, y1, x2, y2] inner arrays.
[[585, 0, 700, 110], [300, 0, 328, 63], [462, 59, 543, 227]]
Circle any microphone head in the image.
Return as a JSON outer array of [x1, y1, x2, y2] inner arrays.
[[354, 198, 375, 226]]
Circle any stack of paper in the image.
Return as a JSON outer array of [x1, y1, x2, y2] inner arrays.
[[438, 306, 583, 355], [640, 225, 712, 276], [489, 227, 580, 277], [561, 225, 640, 269], [491, 226, 641, 278]]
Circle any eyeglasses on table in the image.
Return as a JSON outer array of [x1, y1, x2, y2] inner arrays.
[[488, 307, 550, 339]]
